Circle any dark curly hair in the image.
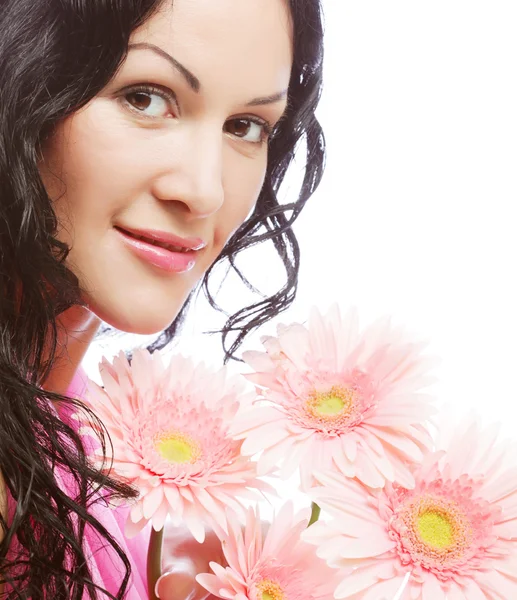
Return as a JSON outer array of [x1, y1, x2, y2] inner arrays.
[[0, 0, 326, 597]]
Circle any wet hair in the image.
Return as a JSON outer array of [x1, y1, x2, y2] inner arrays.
[[0, 0, 325, 597]]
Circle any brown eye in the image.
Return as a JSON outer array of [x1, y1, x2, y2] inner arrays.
[[121, 85, 175, 118], [126, 92, 153, 111], [225, 118, 252, 137], [224, 117, 269, 144]]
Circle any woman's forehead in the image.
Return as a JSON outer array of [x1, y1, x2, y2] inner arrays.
[[129, 0, 293, 96]]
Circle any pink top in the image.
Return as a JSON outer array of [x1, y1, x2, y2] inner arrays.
[[6, 365, 150, 598]]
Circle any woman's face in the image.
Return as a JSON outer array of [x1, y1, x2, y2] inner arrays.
[[39, 0, 292, 334]]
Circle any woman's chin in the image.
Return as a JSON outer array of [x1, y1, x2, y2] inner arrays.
[[85, 295, 184, 337]]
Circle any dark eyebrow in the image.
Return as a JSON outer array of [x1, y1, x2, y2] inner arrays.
[[246, 89, 288, 107], [128, 42, 201, 93], [128, 42, 288, 108]]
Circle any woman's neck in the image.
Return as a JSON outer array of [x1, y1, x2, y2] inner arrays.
[[41, 305, 101, 396]]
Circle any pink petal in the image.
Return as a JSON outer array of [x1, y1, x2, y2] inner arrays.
[[343, 435, 358, 462], [446, 583, 468, 600], [240, 425, 291, 456], [196, 573, 234, 598], [257, 437, 296, 476], [361, 578, 409, 600], [421, 576, 446, 600], [460, 580, 488, 600], [183, 516, 206, 543], [242, 350, 275, 372], [143, 485, 164, 520], [335, 533, 396, 559], [362, 424, 424, 462], [151, 500, 169, 531], [124, 515, 148, 539]]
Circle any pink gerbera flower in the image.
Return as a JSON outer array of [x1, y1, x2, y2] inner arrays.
[[303, 420, 517, 599], [232, 305, 437, 490], [79, 349, 268, 541], [196, 502, 340, 600]]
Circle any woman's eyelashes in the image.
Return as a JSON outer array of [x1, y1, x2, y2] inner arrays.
[[119, 83, 177, 119], [118, 83, 274, 145], [224, 116, 272, 145]]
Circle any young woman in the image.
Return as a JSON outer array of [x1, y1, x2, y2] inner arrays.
[[0, 0, 325, 597]]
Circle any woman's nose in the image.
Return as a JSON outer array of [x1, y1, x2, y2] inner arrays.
[[151, 126, 225, 219]]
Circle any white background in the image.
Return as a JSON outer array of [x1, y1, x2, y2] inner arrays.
[[82, 4, 517, 597], [86, 0, 517, 437]]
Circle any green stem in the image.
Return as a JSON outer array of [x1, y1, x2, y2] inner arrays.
[[308, 502, 321, 526], [147, 527, 164, 600]]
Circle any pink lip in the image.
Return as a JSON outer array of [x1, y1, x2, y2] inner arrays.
[[115, 227, 198, 274], [117, 226, 206, 251]]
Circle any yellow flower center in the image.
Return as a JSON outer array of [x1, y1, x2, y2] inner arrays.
[[317, 394, 345, 414], [397, 493, 475, 568], [417, 510, 454, 549], [306, 386, 355, 421], [155, 432, 200, 464], [257, 579, 284, 600]]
